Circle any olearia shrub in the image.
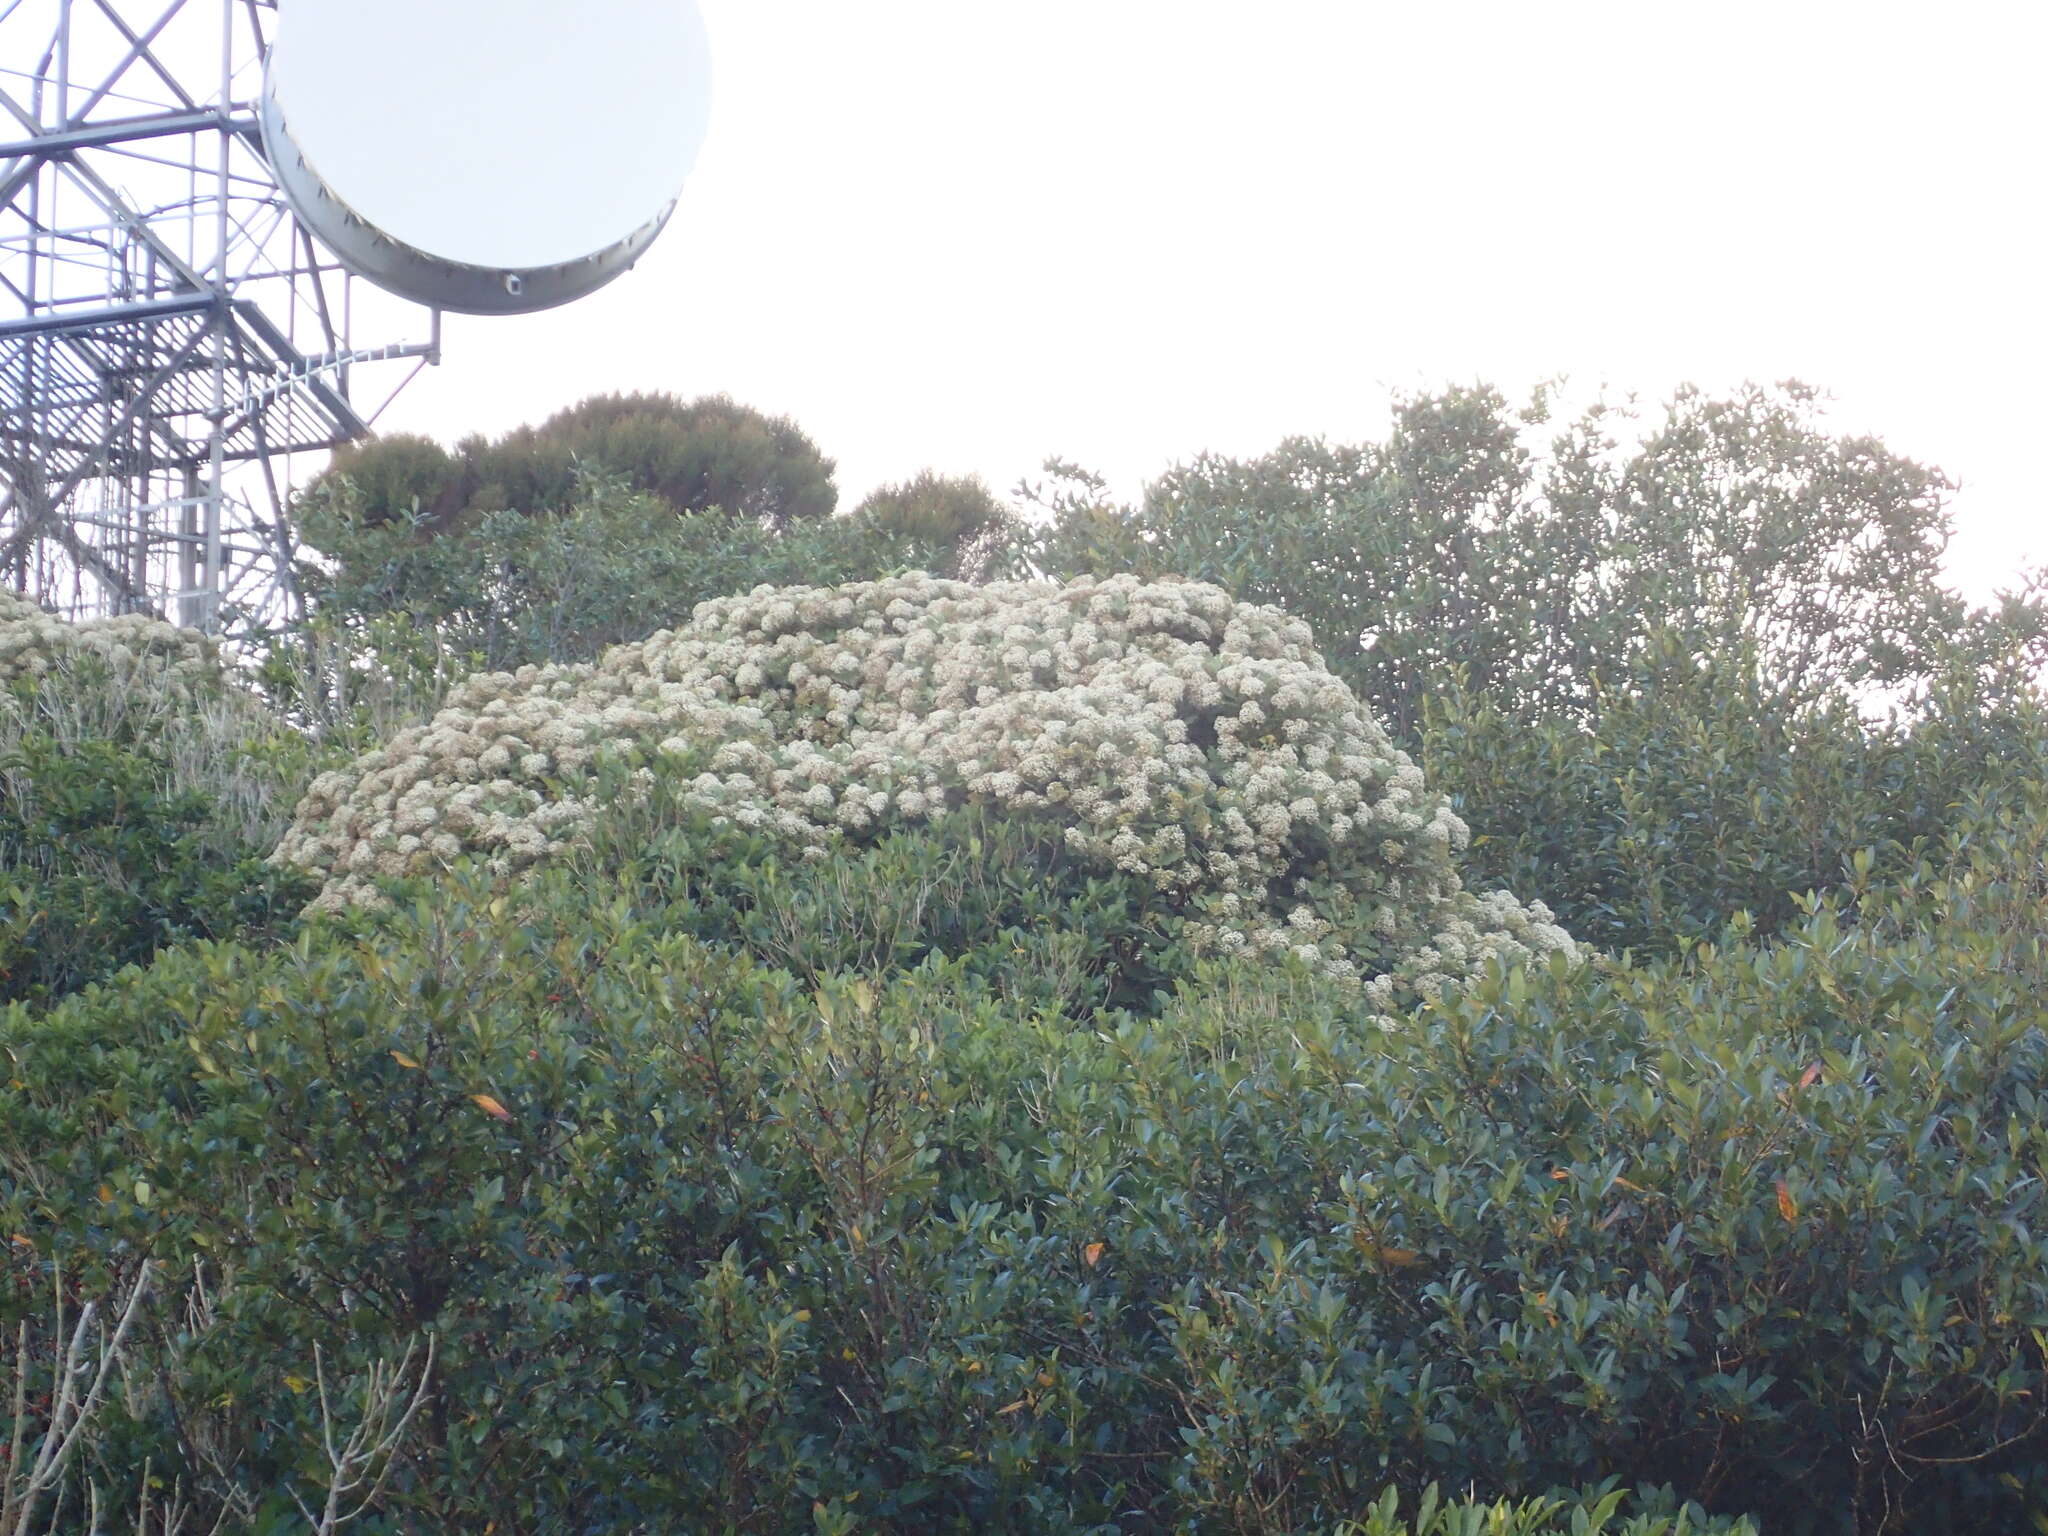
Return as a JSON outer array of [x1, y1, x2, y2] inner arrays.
[[0, 593, 315, 1004], [4, 752, 2047, 1530], [0, 588, 218, 691], [271, 573, 1575, 1005]]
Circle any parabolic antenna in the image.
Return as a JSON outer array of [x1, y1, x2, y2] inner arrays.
[[262, 0, 711, 315]]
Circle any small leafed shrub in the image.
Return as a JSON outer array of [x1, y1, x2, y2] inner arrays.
[[1420, 636, 2048, 956], [0, 597, 314, 1004], [572, 789, 1192, 1016], [302, 391, 838, 536], [0, 731, 311, 1005]]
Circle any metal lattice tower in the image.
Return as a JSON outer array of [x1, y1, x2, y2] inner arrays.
[[0, 0, 438, 633]]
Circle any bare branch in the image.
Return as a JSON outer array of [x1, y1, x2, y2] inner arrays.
[[5, 1260, 153, 1536], [287, 1335, 437, 1534]]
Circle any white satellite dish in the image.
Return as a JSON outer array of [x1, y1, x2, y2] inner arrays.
[[262, 0, 712, 314]]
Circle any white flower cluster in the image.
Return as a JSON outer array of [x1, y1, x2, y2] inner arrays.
[[273, 573, 1574, 995], [0, 589, 221, 694]]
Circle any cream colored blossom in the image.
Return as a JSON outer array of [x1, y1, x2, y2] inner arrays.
[[272, 573, 1575, 991], [0, 590, 220, 696]]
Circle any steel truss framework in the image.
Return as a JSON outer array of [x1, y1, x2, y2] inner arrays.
[[0, 0, 437, 632]]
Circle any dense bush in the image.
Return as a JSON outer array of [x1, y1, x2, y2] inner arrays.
[[272, 574, 1573, 1001], [0, 597, 313, 1004], [579, 789, 1190, 1017], [4, 741, 2045, 1530], [294, 473, 1007, 676], [1030, 383, 1990, 732], [305, 391, 838, 537], [0, 728, 311, 1006], [485, 392, 839, 531], [1421, 637, 2047, 955], [849, 470, 1023, 582], [1029, 383, 2048, 953], [1333, 1486, 1754, 1536], [7, 382, 2048, 1533]]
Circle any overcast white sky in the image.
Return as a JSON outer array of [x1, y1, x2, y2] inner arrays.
[[373, 0, 2044, 604]]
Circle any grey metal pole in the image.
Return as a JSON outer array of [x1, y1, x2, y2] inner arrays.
[[201, 0, 231, 632], [180, 465, 200, 628]]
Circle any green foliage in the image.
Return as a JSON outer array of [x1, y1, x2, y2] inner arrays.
[[249, 606, 490, 764], [571, 780, 1196, 1016], [849, 470, 1023, 581], [293, 475, 981, 674], [311, 431, 468, 528], [481, 391, 839, 532], [1422, 639, 2047, 955], [6, 740, 2047, 1531], [1333, 1484, 1754, 1536], [1031, 382, 2048, 952], [306, 391, 838, 536], [0, 652, 315, 1006], [0, 727, 310, 1005], [1032, 382, 1982, 735]]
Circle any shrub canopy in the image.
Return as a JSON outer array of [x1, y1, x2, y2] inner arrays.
[[0, 594, 312, 1003], [6, 751, 2044, 1531], [1030, 382, 2014, 734], [8, 383, 2048, 1533], [273, 574, 1574, 1002], [302, 390, 837, 537], [0, 588, 216, 693]]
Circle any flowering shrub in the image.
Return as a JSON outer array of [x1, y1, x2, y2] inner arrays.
[[0, 590, 308, 811], [0, 588, 218, 693], [275, 573, 1573, 998], [1, 593, 314, 1002]]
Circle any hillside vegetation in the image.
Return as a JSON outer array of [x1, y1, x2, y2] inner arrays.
[[2, 382, 2045, 1534]]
